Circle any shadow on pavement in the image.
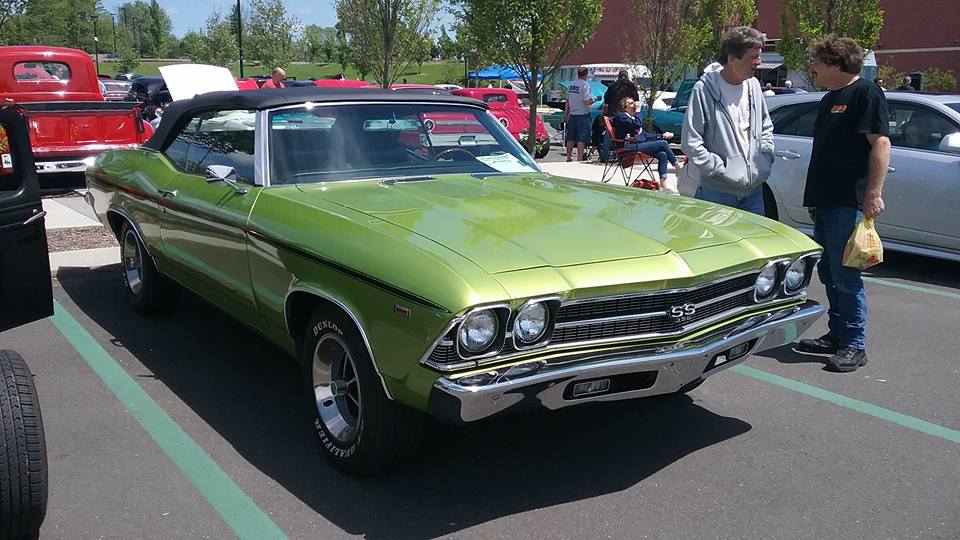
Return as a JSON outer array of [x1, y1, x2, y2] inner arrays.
[[755, 343, 828, 366], [57, 268, 752, 539], [862, 250, 960, 290]]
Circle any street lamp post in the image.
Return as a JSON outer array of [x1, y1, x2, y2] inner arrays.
[[236, 0, 244, 78], [92, 17, 100, 75]]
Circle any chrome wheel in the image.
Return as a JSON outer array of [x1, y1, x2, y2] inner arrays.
[[122, 229, 143, 295], [312, 334, 362, 444]]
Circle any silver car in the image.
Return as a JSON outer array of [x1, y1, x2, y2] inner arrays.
[[764, 91, 960, 262]]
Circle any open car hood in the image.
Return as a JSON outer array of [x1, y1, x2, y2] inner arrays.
[[158, 64, 239, 101]]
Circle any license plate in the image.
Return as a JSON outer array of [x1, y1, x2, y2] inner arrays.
[[571, 379, 610, 397]]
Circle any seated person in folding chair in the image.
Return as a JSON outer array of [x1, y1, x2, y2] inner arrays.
[[613, 96, 682, 190]]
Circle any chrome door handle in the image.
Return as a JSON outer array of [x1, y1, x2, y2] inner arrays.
[[887, 166, 896, 173], [157, 188, 177, 197], [775, 150, 802, 159], [23, 209, 46, 226]]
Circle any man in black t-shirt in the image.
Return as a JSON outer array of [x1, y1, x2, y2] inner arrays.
[[797, 36, 891, 373]]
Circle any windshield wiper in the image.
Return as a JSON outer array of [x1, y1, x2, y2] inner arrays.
[[379, 175, 435, 185]]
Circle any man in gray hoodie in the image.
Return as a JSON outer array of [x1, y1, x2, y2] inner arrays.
[[681, 26, 775, 215]]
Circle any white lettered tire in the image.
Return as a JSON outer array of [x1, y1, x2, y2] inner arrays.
[[301, 309, 425, 476]]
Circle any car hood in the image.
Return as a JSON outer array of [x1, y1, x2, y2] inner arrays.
[[295, 174, 791, 274]]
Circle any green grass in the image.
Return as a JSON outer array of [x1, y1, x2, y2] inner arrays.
[[97, 59, 468, 85]]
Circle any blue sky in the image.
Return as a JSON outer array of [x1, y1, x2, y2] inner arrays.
[[104, 1, 452, 38], [102, 1, 336, 36]]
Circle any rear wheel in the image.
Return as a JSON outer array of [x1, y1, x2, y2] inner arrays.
[[301, 309, 425, 476], [119, 221, 178, 315], [0, 350, 47, 540]]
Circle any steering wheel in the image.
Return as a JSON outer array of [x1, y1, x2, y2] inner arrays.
[[434, 147, 477, 161]]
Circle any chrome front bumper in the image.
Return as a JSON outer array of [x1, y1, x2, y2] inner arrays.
[[429, 301, 823, 423]]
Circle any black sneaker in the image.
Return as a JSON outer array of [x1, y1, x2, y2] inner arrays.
[[825, 347, 868, 373], [797, 334, 839, 354]]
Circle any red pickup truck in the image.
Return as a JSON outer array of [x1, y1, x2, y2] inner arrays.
[[0, 46, 151, 176]]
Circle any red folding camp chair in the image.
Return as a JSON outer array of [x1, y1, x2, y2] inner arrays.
[[600, 115, 658, 186]]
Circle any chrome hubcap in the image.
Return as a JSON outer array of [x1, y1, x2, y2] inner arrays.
[[122, 230, 143, 295], [312, 334, 362, 444]]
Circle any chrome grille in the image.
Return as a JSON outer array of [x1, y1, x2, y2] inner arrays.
[[556, 274, 757, 324], [551, 290, 754, 344]]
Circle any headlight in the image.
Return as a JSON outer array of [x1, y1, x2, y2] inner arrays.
[[784, 259, 806, 292], [513, 302, 548, 345], [754, 263, 779, 300], [458, 309, 498, 353]]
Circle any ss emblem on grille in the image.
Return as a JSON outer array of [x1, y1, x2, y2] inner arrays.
[[667, 303, 697, 320]]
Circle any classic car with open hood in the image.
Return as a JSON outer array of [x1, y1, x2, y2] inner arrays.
[[85, 86, 824, 475]]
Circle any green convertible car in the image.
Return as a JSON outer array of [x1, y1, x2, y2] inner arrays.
[[86, 87, 824, 475]]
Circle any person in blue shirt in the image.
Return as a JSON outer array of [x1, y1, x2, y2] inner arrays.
[[613, 96, 682, 187]]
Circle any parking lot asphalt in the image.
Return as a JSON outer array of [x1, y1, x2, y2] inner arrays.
[[2, 250, 958, 539]]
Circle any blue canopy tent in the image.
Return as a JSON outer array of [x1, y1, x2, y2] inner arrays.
[[559, 79, 609, 110], [467, 65, 544, 88]]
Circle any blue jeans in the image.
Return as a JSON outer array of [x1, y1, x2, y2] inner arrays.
[[624, 139, 677, 178], [694, 185, 765, 215], [814, 206, 867, 350]]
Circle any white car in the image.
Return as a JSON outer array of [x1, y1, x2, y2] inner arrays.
[[764, 91, 960, 261]]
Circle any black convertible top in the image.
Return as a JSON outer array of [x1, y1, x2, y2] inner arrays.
[[143, 87, 487, 150]]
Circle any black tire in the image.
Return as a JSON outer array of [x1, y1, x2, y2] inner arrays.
[[535, 142, 550, 159], [0, 350, 47, 540], [118, 221, 178, 315], [762, 183, 779, 221], [301, 309, 425, 476]]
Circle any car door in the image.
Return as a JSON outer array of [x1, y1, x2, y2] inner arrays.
[[0, 108, 52, 332], [768, 101, 818, 227], [156, 109, 262, 321], [879, 100, 960, 252]]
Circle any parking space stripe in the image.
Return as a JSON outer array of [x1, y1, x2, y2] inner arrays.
[[863, 276, 960, 300], [732, 365, 960, 445], [50, 300, 290, 540]]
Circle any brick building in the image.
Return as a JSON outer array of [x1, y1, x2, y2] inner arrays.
[[564, 0, 959, 87]]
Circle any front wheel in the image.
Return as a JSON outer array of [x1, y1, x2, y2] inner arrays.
[[535, 141, 550, 159], [0, 350, 48, 540], [301, 309, 425, 476]]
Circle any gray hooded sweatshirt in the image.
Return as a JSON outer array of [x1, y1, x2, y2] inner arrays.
[[681, 67, 775, 197]]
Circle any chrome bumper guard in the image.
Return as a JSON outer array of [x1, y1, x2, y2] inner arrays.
[[429, 300, 823, 423], [35, 158, 95, 174]]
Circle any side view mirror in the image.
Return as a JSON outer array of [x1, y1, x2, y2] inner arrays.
[[205, 165, 247, 194], [938, 132, 960, 154]]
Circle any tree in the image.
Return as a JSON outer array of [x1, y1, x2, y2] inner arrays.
[[459, 0, 604, 152], [0, 0, 27, 39], [696, 0, 758, 64], [334, 0, 439, 88], [876, 64, 904, 88], [436, 25, 457, 60], [181, 12, 238, 67], [778, 0, 884, 85], [115, 32, 141, 73], [334, 26, 350, 73], [922, 68, 957, 93], [412, 34, 433, 72], [303, 25, 336, 63], [625, 0, 707, 128], [248, 0, 299, 70], [144, 0, 172, 57]]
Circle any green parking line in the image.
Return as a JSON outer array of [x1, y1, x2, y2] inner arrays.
[[732, 365, 960, 445], [50, 300, 289, 540], [863, 276, 960, 300]]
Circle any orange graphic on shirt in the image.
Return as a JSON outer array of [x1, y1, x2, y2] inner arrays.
[[830, 104, 847, 113]]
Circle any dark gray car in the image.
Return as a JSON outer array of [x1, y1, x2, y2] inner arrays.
[[764, 91, 960, 262]]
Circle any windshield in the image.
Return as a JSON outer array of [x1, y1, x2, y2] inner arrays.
[[268, 103, 539, 184]]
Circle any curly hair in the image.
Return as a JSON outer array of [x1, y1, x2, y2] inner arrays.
[[618, 96, 636, 111], [719, 26, 764, 64], [809, 36, 864, 75]]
